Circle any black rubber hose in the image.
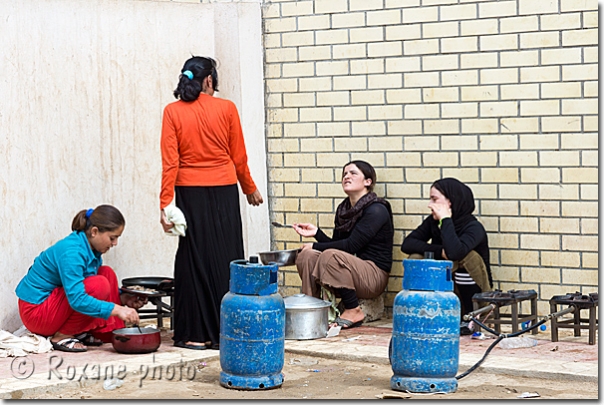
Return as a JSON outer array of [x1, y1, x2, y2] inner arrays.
[[506, 318, 548, 337], [455, 335, 504, 380], [471, 316, 547, 338], [393, 311, 560, 380], [468, 318, 500, 336], [455, 317, 548, 380]]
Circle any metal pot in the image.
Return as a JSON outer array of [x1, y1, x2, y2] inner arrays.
[[111, 327, 161, 354], [283, 294, 330, 340]]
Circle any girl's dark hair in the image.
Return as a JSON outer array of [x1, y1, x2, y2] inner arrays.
[[173, 56, 219, 101], [71, 205, 125, 235], [342, 160, 377, 193]]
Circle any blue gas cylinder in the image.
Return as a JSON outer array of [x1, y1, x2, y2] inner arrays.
[[219, 256, 285, 390], [390, 258, 460, 393]]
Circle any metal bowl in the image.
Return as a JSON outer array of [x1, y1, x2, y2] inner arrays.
[[258, 249, 300, 267]]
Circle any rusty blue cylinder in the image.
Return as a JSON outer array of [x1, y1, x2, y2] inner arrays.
[[219, 257, 285, 390], [390, 258, 460, 393]]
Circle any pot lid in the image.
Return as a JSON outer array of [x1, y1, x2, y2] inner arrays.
[[283, 293, 330, 309]]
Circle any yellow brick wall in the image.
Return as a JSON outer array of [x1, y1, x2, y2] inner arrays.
[[261, 0, 598, 316]]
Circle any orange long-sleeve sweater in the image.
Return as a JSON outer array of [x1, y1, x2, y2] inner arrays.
[[160, 93, 257, 209]]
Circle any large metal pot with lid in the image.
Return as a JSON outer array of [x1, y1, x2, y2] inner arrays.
[[283, 294, 330, 340]]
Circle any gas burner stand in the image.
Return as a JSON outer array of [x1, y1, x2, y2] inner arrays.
[[471, 289, 538, 335], [549, 292, 598, 345], [121, 276, 174, 328]]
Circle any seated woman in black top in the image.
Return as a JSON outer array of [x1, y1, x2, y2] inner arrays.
[[401, 178, 493, 333], [293, 160, 394, 329]]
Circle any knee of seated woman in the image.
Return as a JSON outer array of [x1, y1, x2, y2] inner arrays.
[[83, 276, 111, 300], [459, 250, 485, 266], [317, 249, 350, 266]]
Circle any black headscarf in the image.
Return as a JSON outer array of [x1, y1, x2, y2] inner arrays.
[[335, 192, 392, 233], [432, 178, 476, 234]]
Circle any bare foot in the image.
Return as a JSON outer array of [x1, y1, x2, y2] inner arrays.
[[51, 332, 86, 351], [331, 307, 365, 328], [185, 341, 205, 347]]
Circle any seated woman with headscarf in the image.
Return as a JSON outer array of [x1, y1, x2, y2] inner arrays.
[[401, 178, 493, 334], [293, 160, 394, 329]]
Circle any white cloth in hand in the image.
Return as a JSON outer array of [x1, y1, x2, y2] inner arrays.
[[164, 205, 187, 237]]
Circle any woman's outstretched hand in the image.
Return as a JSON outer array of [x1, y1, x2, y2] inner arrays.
[[246, 189, 264, 206], [292, 223, 318, 238], [160, 209, 174, 233], [121, 293, 148, 310]]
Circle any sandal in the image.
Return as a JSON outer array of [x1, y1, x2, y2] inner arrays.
[[333, 317, 364, 329], [75, 333, 104, 346], [202, 341, 220, 350], [51, 338, 87, 353]]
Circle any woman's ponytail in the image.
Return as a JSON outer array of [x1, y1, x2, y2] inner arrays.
[[71, 205, 125, 235], [172, 56, 218, 102], [173, 74, 202, 102], [71, 210, 88, 232]]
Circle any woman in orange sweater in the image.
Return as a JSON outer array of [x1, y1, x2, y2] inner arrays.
[[160, 56, 263, 350]]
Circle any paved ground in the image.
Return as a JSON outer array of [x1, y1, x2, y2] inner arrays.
[[0, 316, 597, 399]]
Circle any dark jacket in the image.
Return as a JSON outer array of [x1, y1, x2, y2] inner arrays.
[[401, 177, 493, 287], [313, 202, 394, 273], [401, 215, 493, 287]]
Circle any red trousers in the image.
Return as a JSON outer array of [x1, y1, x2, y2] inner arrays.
[[18, 266, 125, 342]]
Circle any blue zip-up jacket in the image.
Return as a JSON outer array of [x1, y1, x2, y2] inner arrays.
[[15, 231, 115, 319]]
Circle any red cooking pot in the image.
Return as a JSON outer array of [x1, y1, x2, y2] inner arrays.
[[112, 327, 161, 354]]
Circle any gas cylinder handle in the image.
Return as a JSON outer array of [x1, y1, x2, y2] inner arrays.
[[269, 266, 278, 284]]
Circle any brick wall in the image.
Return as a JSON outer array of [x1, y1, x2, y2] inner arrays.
[[261, 0, 598, 316]]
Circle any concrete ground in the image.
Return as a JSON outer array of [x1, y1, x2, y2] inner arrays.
[[0, 316, 597, 399]]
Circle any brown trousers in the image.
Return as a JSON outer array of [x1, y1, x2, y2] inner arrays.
[[295, 249, 389, 299]]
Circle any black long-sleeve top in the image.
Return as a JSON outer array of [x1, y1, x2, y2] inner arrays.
[[312, 202, 394, 273], [401, 216, 493, 286]]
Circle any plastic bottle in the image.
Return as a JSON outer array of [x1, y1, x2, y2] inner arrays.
[[498, 336, 538, 349], [103, 378, 124, 390]]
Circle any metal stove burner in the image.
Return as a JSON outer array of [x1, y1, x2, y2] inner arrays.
[[549, 291, 598, 345], [472, 289, 537, 304], [470, 289, 539, 335], [121, 276, 174, 328], [549, 292, 598, 309]]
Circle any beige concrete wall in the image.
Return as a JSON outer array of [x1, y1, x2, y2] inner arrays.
[[0, 0, 268, 331], [262, 0, 598, 315]]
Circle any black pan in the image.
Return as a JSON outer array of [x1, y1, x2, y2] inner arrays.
[[120, 286, 164, 298], [121, 276, 174, 291]]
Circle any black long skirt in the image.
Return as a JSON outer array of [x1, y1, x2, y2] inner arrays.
[[172, 185, 244, 345]]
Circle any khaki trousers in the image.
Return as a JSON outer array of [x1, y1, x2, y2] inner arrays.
[[295, 248, 389, 299]]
